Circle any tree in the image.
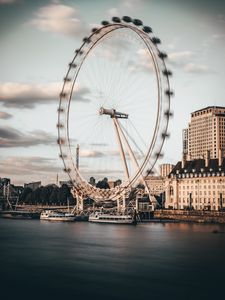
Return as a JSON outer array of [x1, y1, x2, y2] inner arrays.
[[96, 177, 110, 189]]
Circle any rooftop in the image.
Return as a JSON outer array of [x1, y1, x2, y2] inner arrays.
[[170, 158, 225, 176], [192, 106, 225, 114]]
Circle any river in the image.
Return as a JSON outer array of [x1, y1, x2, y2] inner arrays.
[[1, 219, 225, 300]]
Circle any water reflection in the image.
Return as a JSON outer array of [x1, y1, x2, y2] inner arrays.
[[1, 219, 225, 300]]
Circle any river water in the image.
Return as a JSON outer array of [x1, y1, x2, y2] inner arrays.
[[1, 219, 225, 300]]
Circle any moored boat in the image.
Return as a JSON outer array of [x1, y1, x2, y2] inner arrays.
[[40, 210, 75, 222], [89, 212, 135, 224]]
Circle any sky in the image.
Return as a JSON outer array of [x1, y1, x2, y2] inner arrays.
[[0, 0, 225, 186]]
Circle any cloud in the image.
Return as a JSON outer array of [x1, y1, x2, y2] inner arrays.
[[0, 0, 17, 4], [168, 51, 212, 74], [212, 33, 225, 39], [80, 150, 105, 158], [168, 51, 194, 66], [28, 3, 88, 38], [0, 111, 12, 119], [0, 126, 57, 148], [1, 156, 60, 175], [183, 63, 212, 74], [128, 48, 154, 73], [107, 0, 147, 17], [0, 82, 90, 108], [0, 156, 63, 185]]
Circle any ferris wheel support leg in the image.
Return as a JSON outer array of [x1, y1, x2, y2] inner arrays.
[[114, 119, 150, 196], [113, 118, 130, 182], [117, 198, 121, 213]]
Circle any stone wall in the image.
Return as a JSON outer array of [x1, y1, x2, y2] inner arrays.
[[154, 209, 225, 223]]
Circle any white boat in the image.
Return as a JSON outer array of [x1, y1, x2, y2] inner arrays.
[[40, 210, 75, 222], [89, 212, 135, 224]]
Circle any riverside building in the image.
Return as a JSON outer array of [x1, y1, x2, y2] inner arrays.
[[183, 106, 225, 160], [165, 154, 225, 211]]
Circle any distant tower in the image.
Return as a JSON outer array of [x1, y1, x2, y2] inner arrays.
[[76, 144, 80, 170], [182, 128, 188, 161]]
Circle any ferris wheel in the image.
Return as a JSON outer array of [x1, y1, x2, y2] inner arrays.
[[57, 16, 173, 202]]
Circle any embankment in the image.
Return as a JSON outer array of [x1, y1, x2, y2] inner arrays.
[[154, 209, 225, 224]]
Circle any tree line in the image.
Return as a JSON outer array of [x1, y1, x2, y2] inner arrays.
[[19, 184, 74, 206]]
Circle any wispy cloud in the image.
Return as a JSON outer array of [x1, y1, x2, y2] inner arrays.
[[183, 63, 213, 74], [0, 156, 62, 185], [28, 3, 88, 38], [0, 126, 57, 148], [168, 51, 213, 74], [0, 111, 12, 119], [107, 0, 147, 17], [0, 0, 18, 4], [0, 82, 90, 108], [80, 149, 105, 158], [168, 51, 194, 66]]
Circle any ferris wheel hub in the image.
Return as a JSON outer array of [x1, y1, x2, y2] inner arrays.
[[99, 107, 128, 119]]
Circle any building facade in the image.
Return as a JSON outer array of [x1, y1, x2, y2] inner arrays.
[[160, 163, 175, 177], [24, 181, 41, 191], [187, 106, 225, 160], [165, 157, 225, 211], [145, 176, 165, 196]]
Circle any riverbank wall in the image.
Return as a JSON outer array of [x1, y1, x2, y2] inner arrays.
[[154, 209, 225, 224]]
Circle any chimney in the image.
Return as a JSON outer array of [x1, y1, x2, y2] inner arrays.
[[181, 153, 186, 169], [218, 149, 223, 166], [205, 150, 210, 168]]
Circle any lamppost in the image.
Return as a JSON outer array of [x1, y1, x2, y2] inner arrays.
[[219, 179, 223, 211], [189, 192, 192, 210], [196, 179, 199, 209]]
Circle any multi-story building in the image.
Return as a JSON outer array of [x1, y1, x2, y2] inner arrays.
[[165, 155, 225, 211], [160, 164, 175, 177], [24, 181, 41, 191], [145, 176, 165, 196], [187, 106, 225, 159]]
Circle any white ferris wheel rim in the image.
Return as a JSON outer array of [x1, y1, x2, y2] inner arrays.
[[57, 17, 172, 201]]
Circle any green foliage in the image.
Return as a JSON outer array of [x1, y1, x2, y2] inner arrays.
[[19, 184, 74, 206]]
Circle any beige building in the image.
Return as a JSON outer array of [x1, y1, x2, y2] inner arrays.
[[165, 156, 225, 211], [145, 176, 165, 196], [187, 106, 225, 160], [160, 163, 174, 177]]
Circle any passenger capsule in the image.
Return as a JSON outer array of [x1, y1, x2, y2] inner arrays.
[[56, 123, 64, 128], [63, 77, 71, 82], [122, 16, 132, 22], [83, 37, 90, 43], [101, 20, 109, 25], [155, 152, 164, 158], [165, 89, 174, 96], [92, 27, 98, 32], [60, 92, 67, 98], [161, 132, 170, 139], [164, 110, 173, 118], [163, 70, 172, 76], [133, 19, 143, 26], [151, 37, 161, 44], [158, 52, 168, 59], [57, 138, 65, 145], [112, 16, 121, 23], [143, 26, 152, 33], [146, 169, 155, 175]]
